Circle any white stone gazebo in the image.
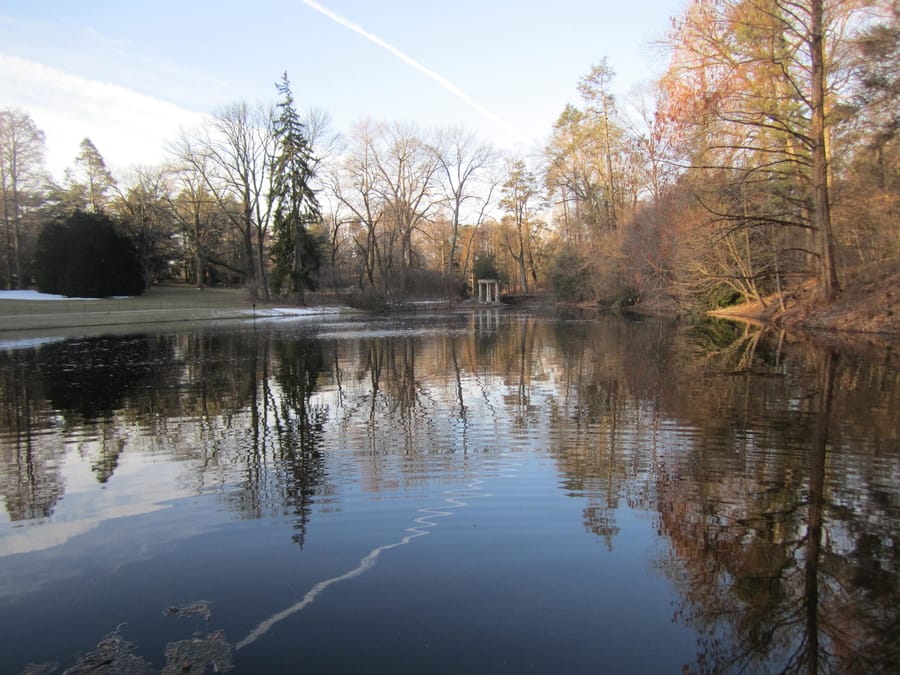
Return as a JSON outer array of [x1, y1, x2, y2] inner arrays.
[[477, 278, 500, 304]]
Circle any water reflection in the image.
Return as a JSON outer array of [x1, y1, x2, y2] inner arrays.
[[0, 313, 897, 672], [235, 334, 327, 547], [38, 336, 162, 423], [653, 331, 900, 673]]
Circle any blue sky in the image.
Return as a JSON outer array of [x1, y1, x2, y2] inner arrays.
[[0, 0, 686, 178]]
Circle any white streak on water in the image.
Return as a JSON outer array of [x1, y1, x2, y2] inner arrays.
[[236, 480, 487, 651]]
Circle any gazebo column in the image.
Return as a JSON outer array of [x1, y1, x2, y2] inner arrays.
[[476, 278, 499, 303]]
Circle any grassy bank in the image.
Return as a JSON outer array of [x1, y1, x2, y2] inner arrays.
[[0, 285, 260, 334]]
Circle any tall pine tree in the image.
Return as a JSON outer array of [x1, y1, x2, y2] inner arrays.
[[269, 72, 321, 304]]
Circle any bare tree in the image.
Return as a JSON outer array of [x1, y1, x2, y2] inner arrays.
[[111, 165, 176, 287], [431, 127, 499, 295], [545, 104, 610, 240], [0, 108, 47, 289], [164, 157, 235, 288], [65, 138, 116, 213], [499, 158, 542, 293], [661, 0, 872, 301], [171, 102, 276, 300], [303, 107, 343, 171], [578, 59, 623, 229], [327, 120, 386, 292], [624, 82, 680, 207], [372, 122, 440, 298], [304, 109, 350, 290]]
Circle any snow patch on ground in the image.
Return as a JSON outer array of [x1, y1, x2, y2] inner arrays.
[[266, 306, 346, 316], [0, 290, 103, 301], [0, 336, 66, 352], [251, 306, 350, 322]]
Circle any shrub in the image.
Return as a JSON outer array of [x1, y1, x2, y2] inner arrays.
[[34, 210, 145, 297], [549, 246, 592, 303]]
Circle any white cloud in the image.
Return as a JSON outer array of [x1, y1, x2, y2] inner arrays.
[[0, 53, 206, 179]]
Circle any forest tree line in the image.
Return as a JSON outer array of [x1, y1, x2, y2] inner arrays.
[[1, 0, 896, 309]]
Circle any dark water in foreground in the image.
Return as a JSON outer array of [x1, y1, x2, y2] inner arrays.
[[0, 311, 897, 673]]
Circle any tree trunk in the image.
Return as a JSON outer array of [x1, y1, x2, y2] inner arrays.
[[11, 179, 22, 288], [195, 249, 205, 289], [602, 106, 617, 230], [293, 223, 305, 306], [2, 182, 10, 289], [256, 224, 270, 301], [810, 0, 839, 300], [517, 210, 529, 294], [243, 204, 257, 301]]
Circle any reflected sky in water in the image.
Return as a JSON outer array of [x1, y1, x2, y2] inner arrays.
[[0, 311, 898, 673]]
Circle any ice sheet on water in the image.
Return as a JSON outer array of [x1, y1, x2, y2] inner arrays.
[[163, 600, 212, 621], [59, 625, 155, 674], [162, 630, 233, 674], [19, 662, 58, 675], [17, 603, 234, 674]]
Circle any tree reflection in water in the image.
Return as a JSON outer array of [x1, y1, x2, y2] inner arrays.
[[0, 315, 897, 672], [652, 328, 900, 673], [0, 329, 331, 548]]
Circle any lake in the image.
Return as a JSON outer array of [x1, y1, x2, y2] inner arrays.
[[1, 310, 898, 673]]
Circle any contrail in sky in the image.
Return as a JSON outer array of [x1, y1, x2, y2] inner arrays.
[[300, 0, 526, 141]]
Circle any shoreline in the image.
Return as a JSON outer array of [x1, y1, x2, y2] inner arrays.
[[3, 283, 896, 360], [0, 285, 350, 340]]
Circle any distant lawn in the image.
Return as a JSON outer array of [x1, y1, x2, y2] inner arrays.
[[0, 284, 259, 333]]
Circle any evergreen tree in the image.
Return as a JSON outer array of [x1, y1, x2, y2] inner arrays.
[[269, 72, 322, 304]]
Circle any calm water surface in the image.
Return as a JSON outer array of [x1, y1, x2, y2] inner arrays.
[[0, 311, 897, 673]]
